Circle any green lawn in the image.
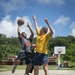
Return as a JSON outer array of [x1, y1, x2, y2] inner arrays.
[[0, 65, 75, 72]]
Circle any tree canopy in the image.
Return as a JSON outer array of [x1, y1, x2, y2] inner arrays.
[[0, 34, 75, 62]]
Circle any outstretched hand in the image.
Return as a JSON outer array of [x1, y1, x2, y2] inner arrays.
[[27, 22, 30, 27], [44, 18, 49, 25], [32, 15, 36, 20]]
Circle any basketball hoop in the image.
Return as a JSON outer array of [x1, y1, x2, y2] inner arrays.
[[57, 48, 62, 53]]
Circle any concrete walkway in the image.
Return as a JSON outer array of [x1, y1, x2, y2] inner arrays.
[[0, 70, 75, 75]]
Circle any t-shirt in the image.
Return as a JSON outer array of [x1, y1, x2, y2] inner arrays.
[[19, 37, 32, 53], [36, 29, 51, 54]]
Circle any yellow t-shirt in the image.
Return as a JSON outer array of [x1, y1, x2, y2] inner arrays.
[[36, 28, 51, 54]]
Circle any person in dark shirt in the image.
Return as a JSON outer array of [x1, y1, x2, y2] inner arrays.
[[12, 21, 34, 75]]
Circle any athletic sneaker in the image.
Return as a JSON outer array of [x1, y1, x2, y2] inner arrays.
[[24, 74, 27, 75], [12, 66, 17, 73]]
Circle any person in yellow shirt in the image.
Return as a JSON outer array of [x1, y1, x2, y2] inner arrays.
[[32, 15, 54, 75]]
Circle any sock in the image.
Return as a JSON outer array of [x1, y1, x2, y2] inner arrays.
[[24, 74, 27, 75], [30, 65, 34, 73], [14, 65, 17, 68]]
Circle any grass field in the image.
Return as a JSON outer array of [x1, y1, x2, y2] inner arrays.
[[0, 65, 75, 72]]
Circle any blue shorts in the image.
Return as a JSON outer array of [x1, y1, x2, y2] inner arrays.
[[33, 52, 48, 66]]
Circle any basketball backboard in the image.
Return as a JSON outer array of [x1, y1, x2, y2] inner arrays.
[[54, 46, 66, 54]]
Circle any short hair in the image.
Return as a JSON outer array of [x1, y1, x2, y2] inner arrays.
[[41, 26, 48, 33], [21, 32, 25, 35], [21, 32, 27, 36]]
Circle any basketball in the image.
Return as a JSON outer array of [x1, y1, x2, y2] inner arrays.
[[17, 18, 24, 26]]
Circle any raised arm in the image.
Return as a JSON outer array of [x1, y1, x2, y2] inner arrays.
[[32, 15, 38, 30], [17, 26, 22, 38], [44, 18, 54, 36], [27, 23, 34, 40]]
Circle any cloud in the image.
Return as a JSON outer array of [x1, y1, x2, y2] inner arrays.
[[0, 0, 26, 14], [33, 0, 65, 5], [71, 28, 75, 37], [0, 15, 35, 37], [70, 22, 75, 37], [0, 0, 65, 14], [70, 22, 75, 29], [54, 15, 70, 26]]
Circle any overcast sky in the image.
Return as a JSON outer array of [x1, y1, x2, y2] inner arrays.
[[0, 0, 75, 37]]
